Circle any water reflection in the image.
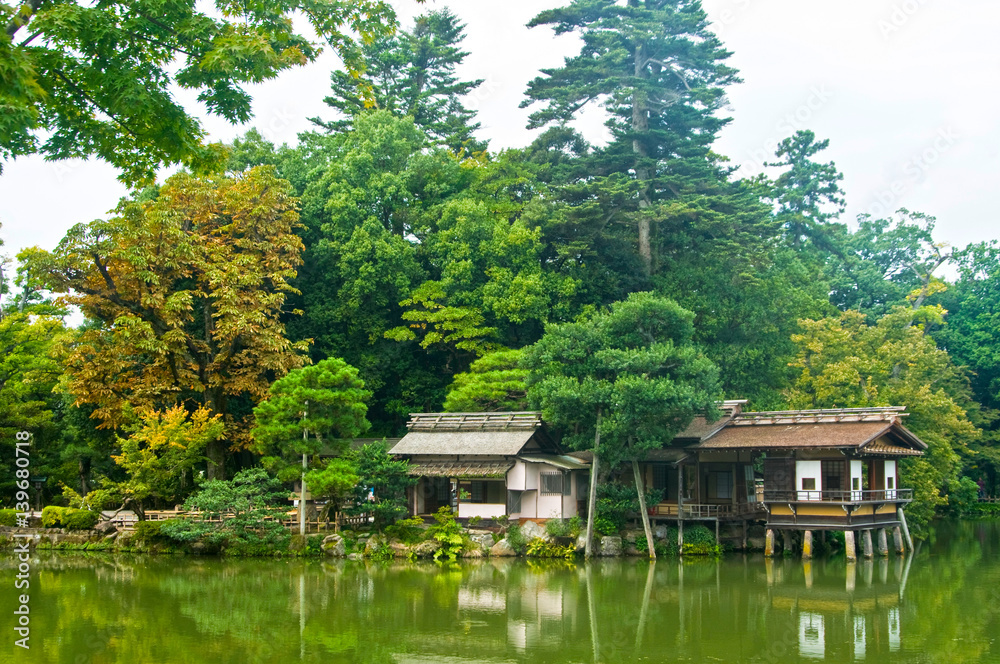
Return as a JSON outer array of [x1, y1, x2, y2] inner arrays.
[[2, 520, 1000, 663]]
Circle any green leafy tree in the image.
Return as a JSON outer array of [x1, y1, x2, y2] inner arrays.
[[24, 166, 308, 479], [933, 241, 1000, 494], [107, 406, 224, 519], [162, 467, 291, 551], [443, 348, 528, 412], [786, 307, 979, 532], [524, 292, 721, 556], [0, 0, 399, 182], [351, 440, 415, 531], [827, 210, 951, 318], [251, 357, 371, 530], [304, 457, 359, 522], [523, 0, 740, 276], [315, 8, 485, 152], [765, 130, 846, 251]]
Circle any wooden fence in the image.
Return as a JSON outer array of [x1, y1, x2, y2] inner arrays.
[[108, 509, 370, 532]]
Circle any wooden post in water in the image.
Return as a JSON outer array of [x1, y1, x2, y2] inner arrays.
[[765, 528, 775, 557], [862, 529, 874, 559], [877, 528, 889, 557], [845, 530, 857, 562], [893, 526, 905, 554], [897, 507, 913, 551], [802, 530, 813, 559]]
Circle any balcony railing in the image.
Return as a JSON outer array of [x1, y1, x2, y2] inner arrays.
[[650, 502, 766, 519], [761, 489, 912, 503]]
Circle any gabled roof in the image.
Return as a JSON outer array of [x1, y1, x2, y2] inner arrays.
[[390, 411, 555, 457], [694, 407, 926, 455], [674, 400, 747, 442]]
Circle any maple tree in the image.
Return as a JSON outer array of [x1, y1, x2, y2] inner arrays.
[[24, 166, 308, 478]]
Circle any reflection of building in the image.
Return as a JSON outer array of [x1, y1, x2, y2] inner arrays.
[[392, 412, 588, 521]]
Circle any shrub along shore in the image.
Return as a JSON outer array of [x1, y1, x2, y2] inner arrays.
[[0, 508, 729, 559]]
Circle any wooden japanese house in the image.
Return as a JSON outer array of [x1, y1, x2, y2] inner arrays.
[[390, 412, 588, 522]]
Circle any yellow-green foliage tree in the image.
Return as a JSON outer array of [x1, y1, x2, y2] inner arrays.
[[25, 166, 308, 478], [786, 306, 979, 531], [109, 406, 224, 519]]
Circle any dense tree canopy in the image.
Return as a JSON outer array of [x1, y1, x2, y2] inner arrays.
[[2, 1, 995, 535], [0, 0, 401, 182]]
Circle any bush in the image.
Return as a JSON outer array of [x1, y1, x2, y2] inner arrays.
[[41, 506, 65, 528], [526, 537, 576, 559], [545, 519, 572, 538], [505, 524, 526, 554], [41, 506, 99, 530], [133, 521, 164, 543], [385, 516, 426, 544], [428, 507, 464, 562], [0, 509, 17, 526], [63, 509, 100, 530], [680, 524, 721, 556]]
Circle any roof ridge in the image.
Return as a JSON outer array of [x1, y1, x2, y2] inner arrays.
[[406, 411, 543, 431], [731, 407, 905, 426]]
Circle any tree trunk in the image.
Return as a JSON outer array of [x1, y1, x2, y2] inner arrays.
[[206, 438, 226, 481], [79, 457, 90, 497], [633, 458, 656, 559], [633, 43, 652, 276], [584, 409, 602, 559]]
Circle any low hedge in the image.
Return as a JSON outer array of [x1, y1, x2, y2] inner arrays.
[[40, 506, 100, 530], [0, 509, 17, 527]]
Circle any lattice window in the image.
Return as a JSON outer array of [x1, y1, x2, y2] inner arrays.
[[540, 472, 563, 495]]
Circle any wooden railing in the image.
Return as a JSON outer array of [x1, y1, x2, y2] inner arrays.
[[110, 509, 370, 531], [761, 489, 913, 503], [650, 502, 765, 519]]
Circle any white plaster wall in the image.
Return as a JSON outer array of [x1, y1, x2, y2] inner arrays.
[[507, 462, 526, 491], [850, 460, 864, 500], [458, 503, 507, 519], [537, 493, 565, 519], [796, 460, 823, 500], [884, 459, 897, 498], [524, 463, 539, 490], [521, 490, 538, 518]]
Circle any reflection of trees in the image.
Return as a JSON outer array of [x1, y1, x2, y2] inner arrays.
[[5, 525, 1000, 663]]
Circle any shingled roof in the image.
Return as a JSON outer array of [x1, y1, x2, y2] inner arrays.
[[695, 407, 926, 454], [390, 411, 554, 457]]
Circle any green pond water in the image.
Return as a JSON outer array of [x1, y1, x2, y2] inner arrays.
[[3, 520, 1000, 663]]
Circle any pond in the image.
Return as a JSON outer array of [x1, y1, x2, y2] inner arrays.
[[3, 520, 1000, 663]]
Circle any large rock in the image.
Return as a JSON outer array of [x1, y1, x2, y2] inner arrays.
[[460, 547, 484, 558], [653, 525, 668, 540], [347, 552, 362, 561], [520, 521, 548, 542], [389, 540, 411, 558], [412, 540, 441, 559], [490, 538, 517, 557], [575, 534, 587, 553], [364, 535, 385, 556], [94, 520, 118, 536], [599, 536, 623, 557], [469, 532, 495, 551], [321, 534, 346, 558]]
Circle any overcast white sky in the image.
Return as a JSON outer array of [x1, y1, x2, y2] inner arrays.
[[1, 0, 998, 264]]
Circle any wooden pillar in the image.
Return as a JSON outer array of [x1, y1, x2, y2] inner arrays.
[[765, 528, 775, 557], [741, 520, 748, 551], [893, 526, 905, 554], [877, 528, 889, 557], [677, 463, 684, 553], [897, 507, 914, 551], [802, 530, 813, 559], [715, 519, 720, 547], [844, 530, 857, 562], [678, 519, 685, 553], [846, 559, 856, 592], [862, 529, 874, 559]]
